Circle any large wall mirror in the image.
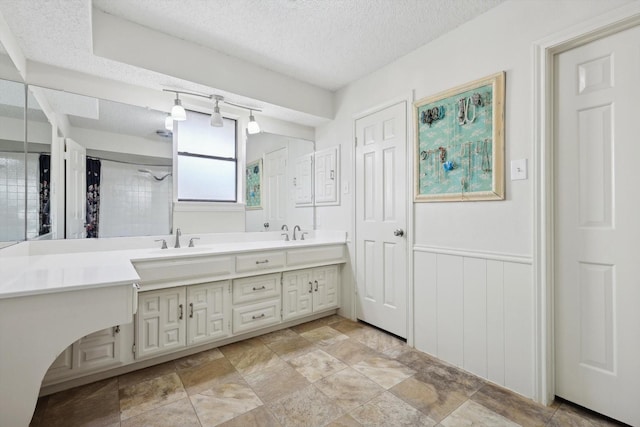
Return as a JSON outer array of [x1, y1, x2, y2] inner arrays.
[[245, 132, 315, 232], [1, 80, 318, 243]]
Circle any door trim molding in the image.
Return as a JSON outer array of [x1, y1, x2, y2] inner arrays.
[[352, 91, 414, 344], [532, 2, 640, 406]]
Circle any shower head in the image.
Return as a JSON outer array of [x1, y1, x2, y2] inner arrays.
[[138, 169, 172, 181]]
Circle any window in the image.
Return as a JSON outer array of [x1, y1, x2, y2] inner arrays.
[[176, 111, 237, 202]]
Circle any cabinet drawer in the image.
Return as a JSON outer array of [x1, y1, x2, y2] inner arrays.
[[134, 255, 233, 284], [236, 251, 285, 273], [286, 245, 345, 266], [233, 273, 281, 305], [232, 299, 281, 334]]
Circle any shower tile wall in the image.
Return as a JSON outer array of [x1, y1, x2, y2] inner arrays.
[[0, 152, 38, 241], [99, 161, 171, 238]]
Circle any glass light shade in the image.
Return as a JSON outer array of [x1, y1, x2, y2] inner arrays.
[[210, 106, 224, 127], [171, 98, 187, 121], [247, 113, 260, 134], [164, 115, 173, 131]]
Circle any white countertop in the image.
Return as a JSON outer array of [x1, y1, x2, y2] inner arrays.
[[0, 232, 346, 299]]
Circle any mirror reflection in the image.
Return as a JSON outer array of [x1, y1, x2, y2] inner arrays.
[[0, 78, 25, 242], [28, 87, 173, 240], [245, 132, 314, 232]]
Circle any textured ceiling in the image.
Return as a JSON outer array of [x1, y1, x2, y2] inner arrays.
[[0, 0, 504, 124], [94, 0, 505, 91]]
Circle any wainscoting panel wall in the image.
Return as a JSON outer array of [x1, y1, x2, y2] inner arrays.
[[413, 246, 533, 398]]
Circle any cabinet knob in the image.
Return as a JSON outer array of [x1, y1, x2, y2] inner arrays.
[[252, 286, 266, 291], [178, 304, 183, 320], [309, 281, 313, 293], [314, 280, 319, 292], [252, 313, 266, 320], [189, 302, 194, 318]]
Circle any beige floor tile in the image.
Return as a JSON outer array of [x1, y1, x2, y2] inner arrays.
[[177, 356, 238, 396], [470, 382, 557, 427], [547, 402, 623, 427], [350, 326, 406, 353], [299, 325, 349, 346], [190, 375, 263, 427], [267, 384, 344, 427], [258, 328, 300, 346], [121, 397, 200, 427], [395, 347, 444, 374], [290, 315, 344, 333], [219, 338, 264, 360], [119, 372, 187, 420], [314, 367, 384, 411], [323, 338, 382, 366], [223, 341, 283, 376], [326, 414, 363, 427], [264, 334, 318, 360], [330, 319, 369, 336], [440, 400, 519, 426], [350, 391, 436, 427], [413, 360, 485, 397], [289, 349, 347, 382], [174, 348, 224, 370], [352, 356, 415, 389], [218, 406, 281, 427], [118, 361, 176, 389], [244, 362, 310, 404], [390, 376, 468, 423], [40, 378, 120, 427]]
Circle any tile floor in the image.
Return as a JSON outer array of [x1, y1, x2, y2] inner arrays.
[[30, 315, 626, 427]]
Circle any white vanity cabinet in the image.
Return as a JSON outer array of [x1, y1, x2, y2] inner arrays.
[[135, 281, 230, 359], [282, 265, 339, 321], [231, 273, 282, 334], [43, 326, 122, 385]]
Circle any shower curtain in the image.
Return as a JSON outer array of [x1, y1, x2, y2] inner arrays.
[[38, 154, 50, 235], [86, 157, 101, 238]]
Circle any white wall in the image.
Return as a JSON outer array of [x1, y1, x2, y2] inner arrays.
[[315, 0, 632, 399]]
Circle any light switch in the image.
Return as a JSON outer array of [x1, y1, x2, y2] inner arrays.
[[511, 159, 527, 180]]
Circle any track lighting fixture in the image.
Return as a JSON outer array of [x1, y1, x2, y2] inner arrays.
[[210, 95, 224, 127], [247, 110, 260, 135], [162, 89, 261, 131], [170, 94, 186, 121], [164, 114, 173, 131]]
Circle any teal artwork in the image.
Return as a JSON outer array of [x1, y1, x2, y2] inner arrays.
[[414, 72, 505, 202], [245, 159, 262, 209]]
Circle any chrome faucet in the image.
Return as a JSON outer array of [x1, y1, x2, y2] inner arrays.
[[174, 228, 181, 248], [281, 225, 288, 231], [293, 225, 301, 240]]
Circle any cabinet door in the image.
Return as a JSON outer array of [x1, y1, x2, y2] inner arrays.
[[312, 265, 339, 312], [187, 281, 230, 346], [314, 146, 339, 205], [73, 326, 121, 372], [282, 269, 313, 321], [136, 288, 186, 359]]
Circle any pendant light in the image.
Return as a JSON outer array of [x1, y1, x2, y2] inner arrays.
[[171, 94, 186, 121], [164, 114, 173, 131], [247, 110, 260, 134], [210, 95, 224, 127]]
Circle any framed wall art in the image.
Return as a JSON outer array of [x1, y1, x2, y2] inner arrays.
[[245, 159, 262, 209], [414, 71, 505, 202]]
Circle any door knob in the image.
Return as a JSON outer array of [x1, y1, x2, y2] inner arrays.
[[393, 229, 404, 237]]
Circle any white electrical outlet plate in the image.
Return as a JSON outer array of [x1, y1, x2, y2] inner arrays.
[[511, 159, 527, 180]]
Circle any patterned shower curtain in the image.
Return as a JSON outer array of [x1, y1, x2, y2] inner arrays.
[[38, 154, 51, 235], [86, 157, 101, 238]]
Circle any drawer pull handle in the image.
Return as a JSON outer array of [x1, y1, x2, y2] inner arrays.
[[189, 302, 194, 318], [314, 280, 319, 292], [252, 286, 266, 291], [308, 281, 313, 293], [252, 313, 266, 320], [179, 304, 184, 320], [255, 260, 270, 265]]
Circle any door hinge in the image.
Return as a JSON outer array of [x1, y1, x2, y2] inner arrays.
[[113, 325, 120, 334], [228, 283, 232, 294], [132, 343, 136, 354]]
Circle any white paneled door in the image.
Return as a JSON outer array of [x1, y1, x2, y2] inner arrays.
[[264, 147, 287, 231], [355, 101, 407, 338], [64, 138, 86, 239], [554, 25, 640, 426]]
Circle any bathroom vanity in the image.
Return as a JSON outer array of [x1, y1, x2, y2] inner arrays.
[[0, 230, 346, 427]]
